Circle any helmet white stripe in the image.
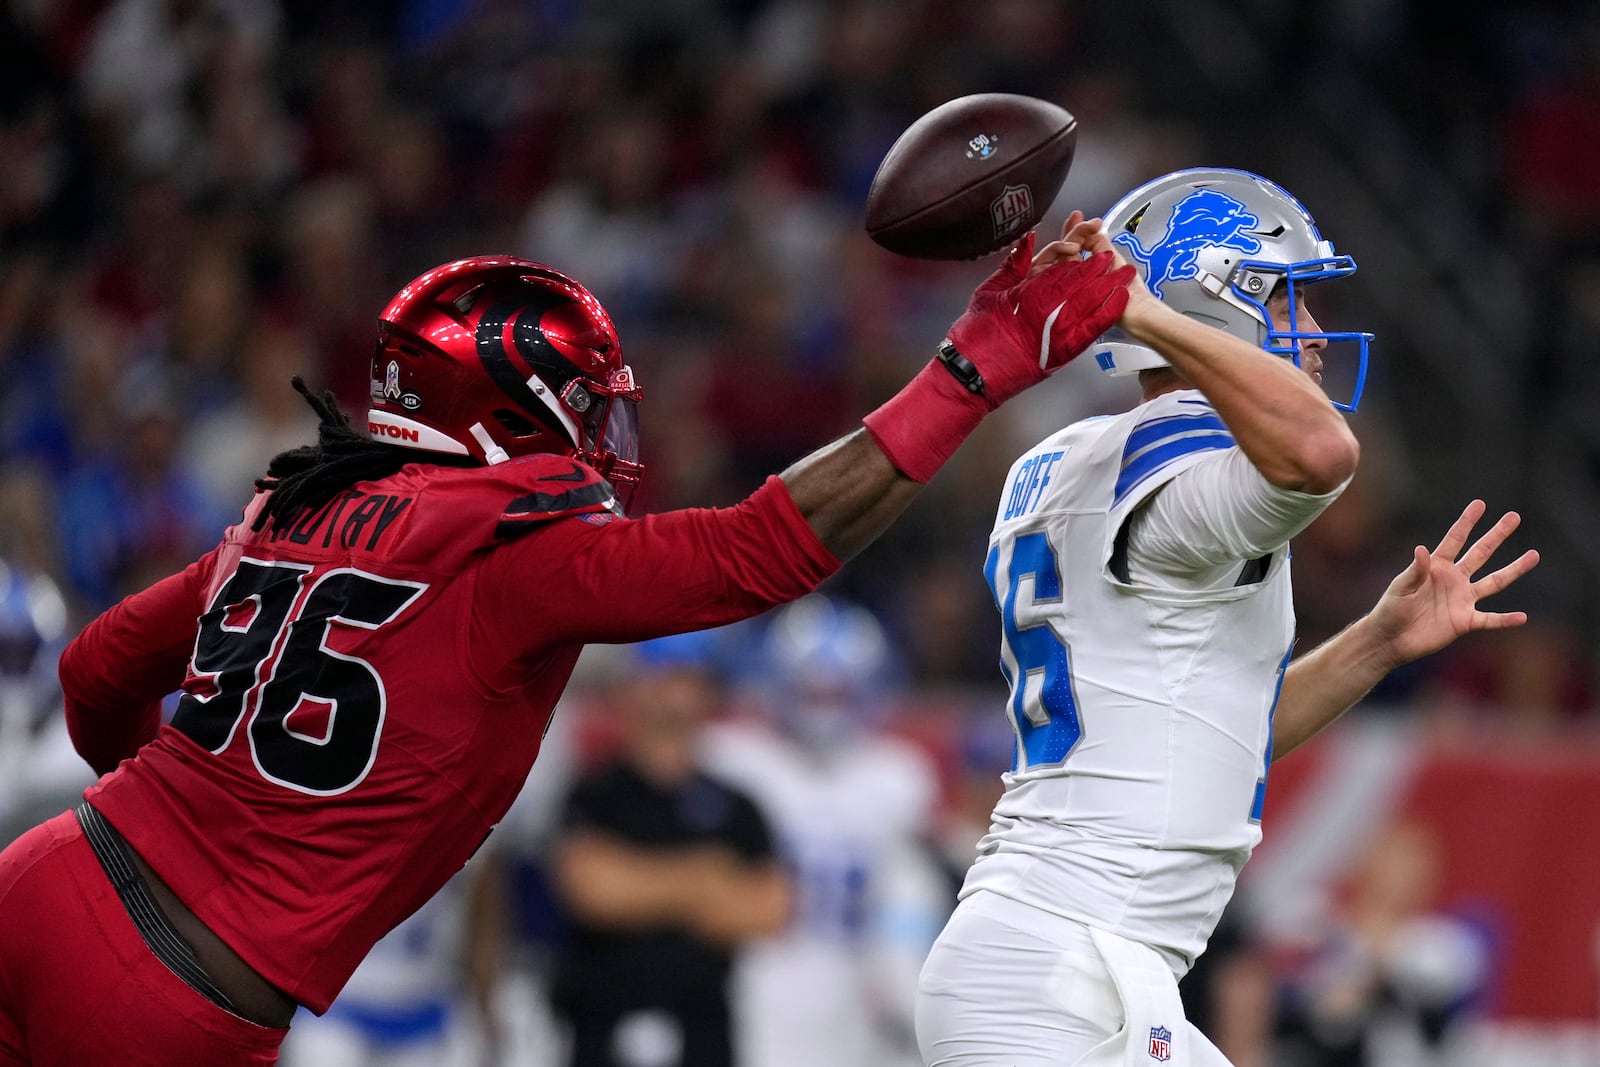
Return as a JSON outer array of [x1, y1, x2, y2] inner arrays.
[[526, 373, 583, 447], [367, 410, 471, 454]]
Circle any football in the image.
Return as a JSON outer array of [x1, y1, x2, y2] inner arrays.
[[865, 93, 1078, 260]]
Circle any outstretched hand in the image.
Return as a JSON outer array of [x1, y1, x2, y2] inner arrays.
[[1028, 212, 1159, 325], [1366, 500, 1540, 669], [944, 213, 1134, 409], [1026, 211, 1116, 274]]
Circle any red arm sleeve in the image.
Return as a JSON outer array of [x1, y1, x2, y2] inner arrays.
[[476, 476, 841, 651], [61, 549, 217, 776]]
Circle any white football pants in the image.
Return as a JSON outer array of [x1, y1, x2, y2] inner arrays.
[[915, 891, 1233, 1067]]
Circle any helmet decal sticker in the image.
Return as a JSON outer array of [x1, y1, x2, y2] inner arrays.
[[1114, 188, 1263, 299]]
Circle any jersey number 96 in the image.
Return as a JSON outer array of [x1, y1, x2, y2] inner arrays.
[[171, 559, 427, 796]]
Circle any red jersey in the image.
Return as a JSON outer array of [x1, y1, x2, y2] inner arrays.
[[61, 455, 838, 1013]]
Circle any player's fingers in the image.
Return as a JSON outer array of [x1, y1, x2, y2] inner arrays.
[[1023, 245, 1106, 288], [1471, 548, 1540, 599], [1028, 238, 1084, 278], [1431, 499, 1487, 561], [978, 232, 1039, 294], [1058, 210, 1084, 241], [1080, 227, 1115, 256], [1008, 231, 1038, 276], [1458, 511, 1522, 576], [1060, 215, 1103, 246], [1470, 609, 1529, 631], [1388, 545, 1431, 595]]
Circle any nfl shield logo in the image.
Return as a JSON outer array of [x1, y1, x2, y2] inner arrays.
[[1148, 1025, 1172, 1061], [990, 183, 1033, 239]]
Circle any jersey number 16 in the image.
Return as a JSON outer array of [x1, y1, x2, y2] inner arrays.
[[985, 532, 1081, 772]]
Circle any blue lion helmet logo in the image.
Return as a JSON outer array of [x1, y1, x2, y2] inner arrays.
[[1113, 189, 1264, 300]]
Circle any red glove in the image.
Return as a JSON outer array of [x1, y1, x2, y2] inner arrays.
[[863, 235, 1133, 482], [945, 234, 1133, 409]]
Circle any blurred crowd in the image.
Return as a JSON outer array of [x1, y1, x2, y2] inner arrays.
[[5, 0, 1600, 1065], [3, 0, 1599, 726]]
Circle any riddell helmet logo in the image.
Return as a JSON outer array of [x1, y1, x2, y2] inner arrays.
[[991, 184, 1033, 238], [370, 420, 420, 442]]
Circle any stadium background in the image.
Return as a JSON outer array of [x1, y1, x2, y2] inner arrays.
[[2, 0, 1599, 1064]]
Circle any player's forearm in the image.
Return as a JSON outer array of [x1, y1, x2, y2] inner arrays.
[[780, 430, 924, 562], [463, 849, 508, 1019], [688, 865, 792, 946], [1273, 613, 1396, 760], [554, 836, 708, 926], [1122, 300, 1358, 493]]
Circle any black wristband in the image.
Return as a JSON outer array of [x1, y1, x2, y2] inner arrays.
[[936, 338, 986, 396]]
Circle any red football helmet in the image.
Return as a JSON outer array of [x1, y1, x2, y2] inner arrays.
[[369, 256, 644, 503]]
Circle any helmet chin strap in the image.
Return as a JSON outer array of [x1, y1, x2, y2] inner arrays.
[[468, 422, 511, 464]]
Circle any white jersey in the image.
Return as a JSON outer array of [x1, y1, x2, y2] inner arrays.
[[704, 721, 943, 1067], [961, 389, 1343, 974]]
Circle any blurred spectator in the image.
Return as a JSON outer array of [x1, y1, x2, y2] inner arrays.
[[518, 105, 686, 327], [182, 314, 320, 508], [1276, 820, 1492, 1066], [935, 709, 1012, 876], [894, 551, 1001, 686], [0, 467, 65, 585], [698, 262, 855, 488], [550, 634, 790, 1067], [1504, 18, 1600, 244], [1179, 908, 1276, 1067], [80, 0, 282, 174], [705, 595, 946, 1067], [54, 363, 222, 606], [278, 176, 385, 410], [152, 231, 255, 406], [1414, 622, 1598, 736], [0, 254, 76, 474]]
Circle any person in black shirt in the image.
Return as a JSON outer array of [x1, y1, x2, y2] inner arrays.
[[551, 634, 790, 1067]]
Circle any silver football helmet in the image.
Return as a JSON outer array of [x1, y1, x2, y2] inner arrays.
[[1092, 168, 1372, 411], [760, 594, 895, 753]]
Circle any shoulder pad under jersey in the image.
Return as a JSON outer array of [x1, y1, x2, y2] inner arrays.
[[407, 455, 622, 557], [1112, 390, 1235, 512]]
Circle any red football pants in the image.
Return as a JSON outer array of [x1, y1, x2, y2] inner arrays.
[[0, 810, 288, 1066]]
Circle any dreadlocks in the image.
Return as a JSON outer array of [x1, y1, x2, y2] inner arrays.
[[252, 378, 476, 533]]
